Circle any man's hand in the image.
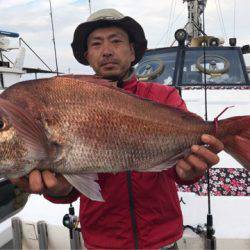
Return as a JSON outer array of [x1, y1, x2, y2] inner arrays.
[[10, 170, 73, 197], [176, 134, 224, 181]]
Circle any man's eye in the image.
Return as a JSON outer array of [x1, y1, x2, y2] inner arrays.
[[112, 39, 122, 44], [90, 42, 101, 47]]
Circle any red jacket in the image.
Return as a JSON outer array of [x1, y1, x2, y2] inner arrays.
[[46, 75, 197, 249]]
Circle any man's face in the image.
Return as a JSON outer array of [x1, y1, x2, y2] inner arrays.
[[85, 26, 135, 79]]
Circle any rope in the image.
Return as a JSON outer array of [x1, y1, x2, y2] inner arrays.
[[166, 0, 177, 46], [233, 0, 236, 38], [155, 0, 175, 47], [155, 5, 185, 47], [216, 0, 227, 40], [213, 106, 234, 135]]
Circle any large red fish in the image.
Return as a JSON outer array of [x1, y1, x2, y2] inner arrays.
[[0, 75, 249, 201]]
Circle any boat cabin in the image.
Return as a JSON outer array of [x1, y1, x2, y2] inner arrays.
[[135, 41, 250, 88]]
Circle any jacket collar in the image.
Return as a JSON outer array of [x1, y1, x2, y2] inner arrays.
[[122, 72, 139, 94], [95, 69, 139, 94]]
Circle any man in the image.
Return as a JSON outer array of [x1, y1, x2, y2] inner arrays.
[[11, 9, 224, 249]]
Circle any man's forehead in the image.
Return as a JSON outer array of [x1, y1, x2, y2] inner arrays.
[[88, 26, 129, 40]]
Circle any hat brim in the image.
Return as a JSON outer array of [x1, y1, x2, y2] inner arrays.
[[71, 16, 147, 66]]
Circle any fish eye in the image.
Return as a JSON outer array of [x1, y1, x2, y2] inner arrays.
[[0, 119, 4, 129], [0, 118, 7, 130]]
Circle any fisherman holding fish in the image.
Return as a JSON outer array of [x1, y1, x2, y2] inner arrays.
[[8, 8, 247, 250]]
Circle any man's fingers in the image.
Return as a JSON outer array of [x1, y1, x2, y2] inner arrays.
[[42, 171, 72, 197], [185, 153, 208, 173], [29, 170, 44, 193], [10, 171, 45, 194], [10, 177, 31, 193], [201, 134, 224, 154], [42, 170, 58, 189], [191, 145, 220, 166], [176, 136, 223, 181], [10, 170, 71, 197], [176, 159, 192, 179], [176, 154, 209, 181], [10, 177, 26, 186]]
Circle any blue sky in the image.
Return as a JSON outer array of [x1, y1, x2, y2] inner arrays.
[[1, 0, 249, 76]]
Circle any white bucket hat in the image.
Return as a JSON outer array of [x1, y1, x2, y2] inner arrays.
[[71, 8, 147, 66]]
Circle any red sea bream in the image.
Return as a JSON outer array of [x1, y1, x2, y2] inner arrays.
[[0, 75, 249, 201]]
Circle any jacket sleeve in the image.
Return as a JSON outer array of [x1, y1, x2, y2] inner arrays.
[[161, 87, 188, 111], [142, 83, 188, 111], [44, 188, 80, 204]]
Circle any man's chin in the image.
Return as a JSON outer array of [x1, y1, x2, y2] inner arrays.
[[99, 71, 122, 81]]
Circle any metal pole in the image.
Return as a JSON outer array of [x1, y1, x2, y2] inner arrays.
[[48, 0, 59, 75], [11, 217, 22, 250], [37, 221, 48, 250], [88, 0, 92, 14], [0, 51, 5, 89]]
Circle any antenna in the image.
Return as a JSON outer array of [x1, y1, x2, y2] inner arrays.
[[48, 0, 59, 75], [88, 0, 92, 15]]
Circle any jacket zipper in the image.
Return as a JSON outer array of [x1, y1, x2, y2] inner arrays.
[[127, 171, 139, 249]]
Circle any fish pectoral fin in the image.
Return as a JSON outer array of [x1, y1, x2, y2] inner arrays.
[[63, 173, 104, 202], [141, 149, 191, 172], [142, 161, 177, 172]]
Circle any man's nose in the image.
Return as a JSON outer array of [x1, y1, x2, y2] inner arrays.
[[101, 42, 113, 57]]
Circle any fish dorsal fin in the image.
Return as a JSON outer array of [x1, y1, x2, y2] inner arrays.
[[64, 173, 104, 202], [59, 74, 117, 87], [0, 98, 49, 160]]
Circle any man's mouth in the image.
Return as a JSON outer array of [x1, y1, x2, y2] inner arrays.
[[100, 60, 118, 67], [103, 62, 116, 67]]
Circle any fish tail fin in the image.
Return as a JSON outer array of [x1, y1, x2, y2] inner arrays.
[[219, 116, 250, 170]]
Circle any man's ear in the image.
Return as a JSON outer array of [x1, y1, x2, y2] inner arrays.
[[84, 51, 89, 62], [130, 43, 136, 62]]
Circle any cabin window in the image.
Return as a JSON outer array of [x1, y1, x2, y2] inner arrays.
[[182, 48, 247, 86]]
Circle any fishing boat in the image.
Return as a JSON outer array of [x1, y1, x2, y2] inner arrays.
[[0, 1, 249, 249]]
